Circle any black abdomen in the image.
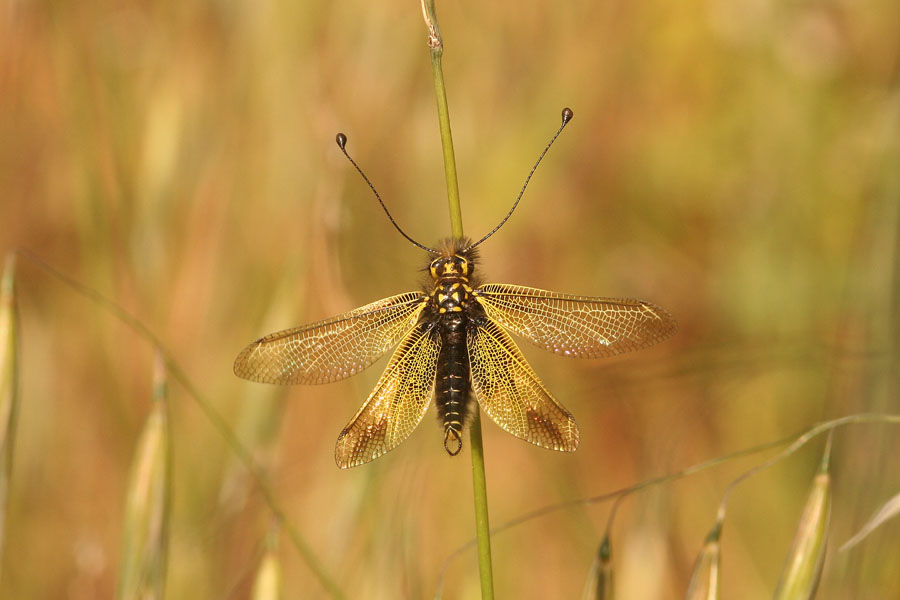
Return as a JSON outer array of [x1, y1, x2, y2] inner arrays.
[[436, 315, 470, 455]]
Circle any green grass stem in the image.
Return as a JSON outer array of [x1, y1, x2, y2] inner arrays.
[[422, 0, 463, 240], [420, 2, 494, 598]]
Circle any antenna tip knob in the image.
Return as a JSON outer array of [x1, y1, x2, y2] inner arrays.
[[335, 133, 348, 150], [561, 107, 574, 124]]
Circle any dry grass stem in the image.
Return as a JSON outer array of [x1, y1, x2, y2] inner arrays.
[[840, 491, 900, 552]]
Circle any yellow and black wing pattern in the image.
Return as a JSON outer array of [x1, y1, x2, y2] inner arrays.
[[234, 292, 428, 385], [474, 284, 676, 359], [467, 318, 578, 452], [335, 322, 441, 468]]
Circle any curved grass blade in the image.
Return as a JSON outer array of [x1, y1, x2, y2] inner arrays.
[[840, 491, 900, 552], [15, 250, 344, 598]]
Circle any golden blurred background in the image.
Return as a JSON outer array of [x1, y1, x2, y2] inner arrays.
[[2, 0, 899, 597]]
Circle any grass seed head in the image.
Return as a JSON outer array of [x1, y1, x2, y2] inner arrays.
[[685, 523, 721, 600], [252, 548, 283, 600], [773, 448, 832, 600], [582, 534, 614, 600]]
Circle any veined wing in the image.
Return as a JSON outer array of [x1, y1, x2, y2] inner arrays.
[[468, 318, 578, 452], [234, 292, 428, 385], [335, 323, 441, 468], [474, 284, 676, 359]]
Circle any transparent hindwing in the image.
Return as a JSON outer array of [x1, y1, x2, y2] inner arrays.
[[335, 322, 441, 468], [467, 318, 578, 452]]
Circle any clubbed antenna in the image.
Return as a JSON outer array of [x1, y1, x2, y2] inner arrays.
[[465, 107, 574, 251], [336, 133, 438, 254]]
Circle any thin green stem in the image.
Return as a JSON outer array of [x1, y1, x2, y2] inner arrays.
[[422, 0, 464, 240], [468, 410, 494, 598], [420, 2, 494, 598]]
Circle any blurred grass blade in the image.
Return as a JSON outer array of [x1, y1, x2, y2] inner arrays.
[[218, 386, 284, 512], [685, 523, 721, 600], [117, 352, 171, 600], [773, 442, 832, 600], [581, 534, 614, 600], [252, 536, 283, 600], [0, 254, 19, 572], [840, 491, 900, 552], [220, 268, 300, 514]]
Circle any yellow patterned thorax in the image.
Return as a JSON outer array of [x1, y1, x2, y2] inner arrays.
[[428, 254, 475, 314], [428, 253, 469, 280]]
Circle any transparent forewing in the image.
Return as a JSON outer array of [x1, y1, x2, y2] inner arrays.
[[474, 284, 676, 359], [335, 323, 441, 468], [234, 292, 428, 385], [468, 318, 578, 452]]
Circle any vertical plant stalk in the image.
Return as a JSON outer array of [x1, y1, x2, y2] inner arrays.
[[421, 0, 463, 238], [420, 2, 495, 598], [467, 407, 494, 599]]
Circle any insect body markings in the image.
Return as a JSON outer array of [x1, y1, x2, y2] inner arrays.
[[233, 107, 677, 468], [424, 241, 483, 456]]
